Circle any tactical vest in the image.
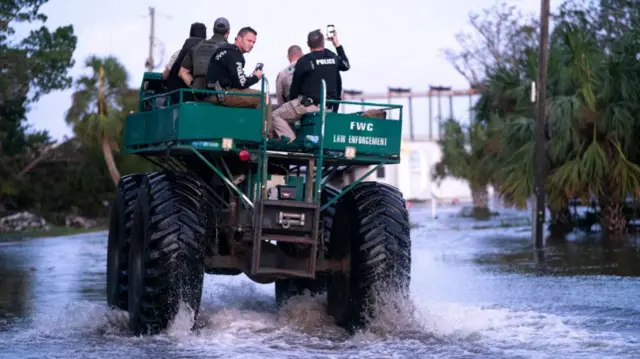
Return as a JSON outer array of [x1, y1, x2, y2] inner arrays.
[[193, 35, 227, 78]]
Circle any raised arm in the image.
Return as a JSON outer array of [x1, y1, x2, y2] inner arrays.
[[331, 30, 350, 71], [335, 45, 350, 71]]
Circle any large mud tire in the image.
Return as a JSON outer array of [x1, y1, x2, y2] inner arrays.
[[326, 182, 411, 331], [274, 185, 339, 306], [106, 173, 145, 311], [128, 171, 207, 335]]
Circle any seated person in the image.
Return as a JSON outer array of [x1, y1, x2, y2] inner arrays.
[[165, 22, 207, 104], [275, 45, 304, 108], [271, 29, 350, 143], [205, 26, 273, 137], [179, 17, 231, 92]]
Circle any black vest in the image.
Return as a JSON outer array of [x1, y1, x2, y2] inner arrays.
[[167, 36, 203, 91], [192, 35, 227, 78]]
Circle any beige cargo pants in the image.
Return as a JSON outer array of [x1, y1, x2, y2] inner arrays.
[[271, 97, 319, 141]]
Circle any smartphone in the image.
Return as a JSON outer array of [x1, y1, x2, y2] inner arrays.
[[327, 24, 335, 40], [255, 63, 263, 71]]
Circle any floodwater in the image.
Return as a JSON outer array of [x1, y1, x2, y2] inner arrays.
[[1, 204, 639, 359]]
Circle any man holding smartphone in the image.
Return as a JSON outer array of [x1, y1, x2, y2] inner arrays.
[[270, 27, 350, 142], [205, 26, 273, 136]]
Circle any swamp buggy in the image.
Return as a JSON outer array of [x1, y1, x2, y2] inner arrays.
[[106, 72, 412, 335]]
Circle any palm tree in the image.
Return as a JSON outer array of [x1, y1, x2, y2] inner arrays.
[[545, 23, 640, 238], [478, 16, 640, 239], [65, 56, 136, 186], [471, 28, 576, 236], [433, 118, 494, 219]]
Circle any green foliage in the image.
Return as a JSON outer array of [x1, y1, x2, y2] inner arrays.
[[13, 141, 115, 219], [432, 118, 492, 190], [66, 55, 135, 144], [0, 0, 77, 104], [443, 0, 640, 235], [0, 1, 77, 213], [0, 4, 153, 220], [440, 1, 539, 86]]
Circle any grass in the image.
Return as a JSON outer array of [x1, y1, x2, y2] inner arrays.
[[0, 225, 107, 241]]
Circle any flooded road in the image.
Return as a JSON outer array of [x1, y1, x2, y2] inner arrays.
[[1, 205, 639, 358]]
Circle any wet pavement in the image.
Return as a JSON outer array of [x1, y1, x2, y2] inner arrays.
[[0, 204, 639, 358]]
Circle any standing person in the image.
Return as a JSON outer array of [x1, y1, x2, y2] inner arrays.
[[179, 17, 231, 91], [205, 26, 274, 137], [271, 29, 350, 142], [275, 45, 303, 106]]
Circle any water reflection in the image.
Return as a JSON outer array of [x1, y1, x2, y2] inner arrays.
[[0, 232, 108, 328], [0, 249, 33, 327], [1, 216, 640, 358], [475, 233, 640, 277]]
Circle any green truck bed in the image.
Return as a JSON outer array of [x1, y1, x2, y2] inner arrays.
[[124, 72, 404, 165]]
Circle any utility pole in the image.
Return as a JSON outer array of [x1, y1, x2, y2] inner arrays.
[[533, 0, 550, 248], [146, 6, 155, 71]]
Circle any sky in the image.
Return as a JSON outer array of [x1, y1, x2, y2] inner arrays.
[[20, 0, 549, 142]]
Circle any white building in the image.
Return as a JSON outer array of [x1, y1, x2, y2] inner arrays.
[[366, 140, 476, 203], [334, 91, 488, 204]]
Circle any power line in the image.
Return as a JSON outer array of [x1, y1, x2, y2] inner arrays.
[[144, 6, 170, 71]]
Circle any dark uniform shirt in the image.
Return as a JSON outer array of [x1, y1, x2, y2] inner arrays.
[[205, 43, 260, 89], [166, 36, 203, 91], [290, 45, 350, 104], [181, 34, 228, 89]]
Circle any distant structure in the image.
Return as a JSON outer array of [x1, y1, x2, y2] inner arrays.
[[269, 85, 480, 141], [267, 85, 485, 205]]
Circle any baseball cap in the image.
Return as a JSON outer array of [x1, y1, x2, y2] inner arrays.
[[214, 17, 230, 32]]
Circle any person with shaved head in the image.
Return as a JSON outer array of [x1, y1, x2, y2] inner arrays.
[[271, 28, 350, 142], [275, 45, 304, 106]]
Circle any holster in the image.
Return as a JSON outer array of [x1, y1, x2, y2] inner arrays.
[[300, 96, 314, 107], [207, 81, 225, 103]]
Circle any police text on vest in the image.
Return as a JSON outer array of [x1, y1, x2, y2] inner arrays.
[[315, 58, 336, 65]]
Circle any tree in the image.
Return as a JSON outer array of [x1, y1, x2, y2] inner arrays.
[[463, 0, 640, 241], [545, 22, 640, 238], [65, 56, 136, 186], [0, 0, 77, 208], [433, 1, 540, 220], [0, 0, 77, 106], [440, 1, 538, 87], [433, 119, 494, 219]]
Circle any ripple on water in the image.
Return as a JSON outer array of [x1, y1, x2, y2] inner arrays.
[[1, 212, 639, 358], [2, 273, 635, 359], [0, 277, 482, 358]]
